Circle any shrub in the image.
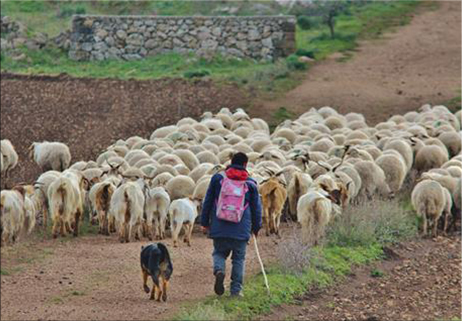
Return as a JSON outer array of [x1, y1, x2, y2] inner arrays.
[[327, 198, 418, 247], [277, 231, 313, 275], [297, 15, 312, 30], [286, 54, 307, 71], [183, 69, 211, 78], [295, 48, 316, 58]]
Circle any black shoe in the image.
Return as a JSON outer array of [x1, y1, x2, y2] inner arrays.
[[214, 271, 225, 296]]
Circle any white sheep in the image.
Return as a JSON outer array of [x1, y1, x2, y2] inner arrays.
[[414, 145, 449, 172], [30, 141, 71, 172], [109, 181, 145, 243], [1, 139, 19, 183], [165, 175, 196, 201], [375, 151, 407, 195], [287, 172, 313, 220], [169, 198, 200, 247], [411, 179, 446, 237], [0, 188, 26, 245], [89, 180, 116, 235], [144, 186, 171, 240]]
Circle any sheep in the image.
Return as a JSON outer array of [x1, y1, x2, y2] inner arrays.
[[441, 187, 453, 234], [23, 195, 37, 235], [375, 151, 407, 195], [165, 175, 196, 201], [411, 179, 446, 237], [196, 151, 220, 165], [89, 181, 116, 235], [47, 175, 83, 238], [354, 160, 391, 200], [152, 172, 174, 187], [174, 164, 190, 176], [0, 188, 26, 245], [169, 198, 200, 247], [29, 141, 71, 172], [69, 161, 88, 171], [437, 131, 461, 157], [158, 154, 185, 167], [144, 187, 171, 240], [383, 139, 414, 172], [189, 163, 214, 183], [33, 170, 60, 228], [414, 145, 449, 173], [173, 149, 200, 171], [297, 187, 340, 245], [150, 125, 179, 140], [287, 172, 313, 220], [109, 181, 145, 243], [1, 139, 19, 186], [336, 165, 362, 200], [259, 172, 287, 236]]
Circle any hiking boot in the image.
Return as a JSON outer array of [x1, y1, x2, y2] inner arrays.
[[214, 271, 225, 296]]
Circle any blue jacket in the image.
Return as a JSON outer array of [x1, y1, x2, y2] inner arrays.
[[200, 167, 262, 241]]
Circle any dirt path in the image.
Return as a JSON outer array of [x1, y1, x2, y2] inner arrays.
[[259, 235, 461, 321], [251, 1, 461, 125], [0, 228, 282, 320]]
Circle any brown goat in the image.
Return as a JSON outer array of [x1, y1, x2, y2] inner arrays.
[[259, 173, 287, 237]]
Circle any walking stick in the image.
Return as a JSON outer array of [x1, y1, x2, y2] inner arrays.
[[252, 234, 270, 295]]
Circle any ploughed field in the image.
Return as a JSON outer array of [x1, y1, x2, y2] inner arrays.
[[0, 73, 247, 186]]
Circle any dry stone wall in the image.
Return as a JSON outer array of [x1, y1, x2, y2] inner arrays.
[[69, 15, 296, 61]]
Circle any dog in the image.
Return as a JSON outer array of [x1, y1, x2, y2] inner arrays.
[[140, 242, 173, 301]]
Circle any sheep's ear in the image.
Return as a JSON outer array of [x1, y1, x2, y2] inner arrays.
[[275, 170, 285, 177], [319, 183, 329, 192], [346, 181, 352, 189], [12, 186, 26, 199]]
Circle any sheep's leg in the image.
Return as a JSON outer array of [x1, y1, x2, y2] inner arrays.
[[172, 221, 182, 248], [432, 218, 438, 238], [142, 269, 150, 293], [421, 215, 428, 237], [263, 209, 270, 236], [183, 223, 189, 243], [160, 217, 166, 240], [153, 216, 160, 240], [186, 223, 193, 247], [119, 222, 126, 243], [443, 211, 450, 235], [43, 204, 48, 231], [275, 213, 282, 238], [59, 218, 66, 237], [52, 219, 59, 239], [73, 210, 81, 237]]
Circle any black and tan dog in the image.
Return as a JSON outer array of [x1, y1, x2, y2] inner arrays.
[[140, 243, 173, 301]]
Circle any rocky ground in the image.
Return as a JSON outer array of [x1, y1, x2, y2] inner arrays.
[[260, 235, 461, 321]]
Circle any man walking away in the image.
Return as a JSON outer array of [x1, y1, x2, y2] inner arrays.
[[201, 152, 262, 297]]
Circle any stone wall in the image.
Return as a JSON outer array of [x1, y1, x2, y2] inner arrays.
[[69, 15, 296, 61]]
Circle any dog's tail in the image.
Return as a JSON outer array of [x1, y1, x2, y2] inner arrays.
[[157, 242, 173, 273]]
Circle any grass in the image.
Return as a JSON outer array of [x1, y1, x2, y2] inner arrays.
[[0, 1, 428, 94], [175, 196, 419, 321]]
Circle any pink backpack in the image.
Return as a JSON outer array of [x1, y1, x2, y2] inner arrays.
[[216, 172, 249, 223]]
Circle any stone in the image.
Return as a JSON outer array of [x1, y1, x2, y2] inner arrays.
[[0, 38, 10, 50], [81, 42, 93, 52], [68, 50, 89, 61], [11, 37, 26, 48], [25, 40, 40, 50], [212, 27, 221, 37], [91, 51, 105, 61], [144, 39, 158, 49], [95, 29, 108, 39], [116, 30, 127, 40], [105, 36, 115, 47], [157, 32, 167, 39], [173, 38, 184, 47], [262, 37, 273, 48], [247, 29, 261, 41], [107, 47, 121, 58], [236, 32, 246, 40], [93, 41, 107, 51], [122, 53, 142, 61], [12, 53, 27, 61], [126, 33, 144, 47], [227, 48, 244, 57], [139, 47, 147, 56], [236, 41, 247, 51], [201, 39, 218, 50]]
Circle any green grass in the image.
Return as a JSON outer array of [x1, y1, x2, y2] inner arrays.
[[370, 268, 385, 278]]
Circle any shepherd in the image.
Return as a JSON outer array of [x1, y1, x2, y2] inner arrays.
[[201, 152, 262, 298]]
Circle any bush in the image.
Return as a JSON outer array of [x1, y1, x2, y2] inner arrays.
[[295, 48, 316, 58], [286, 54, 307, 71], [327, 198, 418, 247], [277, 231, 313, 275], [297, 15, 312, 30], [183, 69, 211, 78]]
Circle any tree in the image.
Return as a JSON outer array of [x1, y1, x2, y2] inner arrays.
[[313, 0, 349, 38]]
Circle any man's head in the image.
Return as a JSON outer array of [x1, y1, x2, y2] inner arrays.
[[231, 152, 248, 168]]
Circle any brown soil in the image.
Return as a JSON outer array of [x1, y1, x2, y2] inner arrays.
[[259, 235, 461, 321], [0, 228, 282, 321], [0, 73, 247, 187], [250, 1, 461, 125]]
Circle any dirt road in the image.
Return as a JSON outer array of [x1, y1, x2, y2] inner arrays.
[[251, 1, 461, 125], [0, 229, 281, 320]]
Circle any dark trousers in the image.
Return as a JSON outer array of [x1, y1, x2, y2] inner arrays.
[[212, 237, 247, 294]]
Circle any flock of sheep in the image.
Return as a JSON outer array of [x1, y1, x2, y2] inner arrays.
[[1, 104, 461, 247]]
